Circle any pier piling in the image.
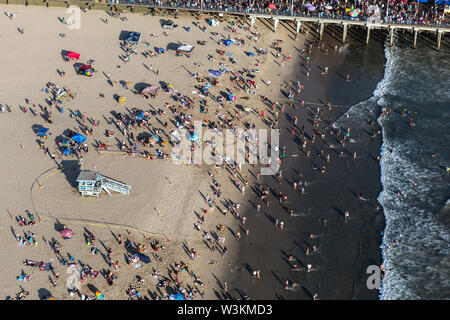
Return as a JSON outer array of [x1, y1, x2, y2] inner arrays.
[[437, 30, 442, 51], [413, 29, 418, 48], [342, 23, 348, 43], [319, 22, 325, 40], [389, 27, 395, 46], [273, 17, 279, 32], [296, 19, 302, 34]]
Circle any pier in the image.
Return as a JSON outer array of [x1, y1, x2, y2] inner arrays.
[[1, 0, 449, 50]]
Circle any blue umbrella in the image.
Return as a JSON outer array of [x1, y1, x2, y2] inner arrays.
[[71, 133, 87, 144], [190, 132, 199, 142], [136, 111, 145, 120], [37, 127, 49, 136], [209, 70, 222, 77], [169, 293, 185, 300], [151, 134, 160, 143], [224, 40, 232, 47], [62, 148, 72, 155]]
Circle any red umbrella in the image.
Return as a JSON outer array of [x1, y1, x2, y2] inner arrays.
[[268, 3, 276, 9], [60, 228, 73, 239]]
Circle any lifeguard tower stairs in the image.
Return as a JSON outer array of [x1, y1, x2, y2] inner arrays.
[[76, 170, 131, 197]]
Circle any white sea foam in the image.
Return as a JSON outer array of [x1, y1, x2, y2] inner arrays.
[[336, 41, 450, 299]]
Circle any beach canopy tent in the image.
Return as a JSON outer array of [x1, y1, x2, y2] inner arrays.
[[71, 133, 87, 144], [37, 127, 49, 137], [62, 148, 72, 155], [142, 85, 160, 95], [125, 31, 141, 43], [224, 39, 232, 46], [66, 51, 80, 60], [177, 44, 194, 53], [162, 19, 176, 29]]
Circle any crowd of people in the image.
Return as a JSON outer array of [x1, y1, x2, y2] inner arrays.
[[117, 0, 448, 27]]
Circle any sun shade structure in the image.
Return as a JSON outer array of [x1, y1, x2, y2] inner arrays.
[[125, 31, 141, 43], [177, 44, 194, 53], [66, 51, 80, 60], [71, 133, 87, 144], [141, 85, 160, 95], [37, 127, 49, 137]]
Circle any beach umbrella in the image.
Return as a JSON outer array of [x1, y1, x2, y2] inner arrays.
[[190, 132, 199, 142], [244, 106, 251, 113], [224, 40, 232, 47], [37, 127, 49, 137], [60, 228, 73, 239], [348, 9, 361, 17], [71, 133, 87, 144], [136, 111, 145, 120], [325, 5, 333, 9], [62, 148, 72, 155], [152, 135, 160, 143], [268, 3, 276, 9], [305, 4, 316, 11], [119, 96, 126, 104], [209, 70, 222, 77], [169, 293, 185, 300], [95, 291, 104, 300]]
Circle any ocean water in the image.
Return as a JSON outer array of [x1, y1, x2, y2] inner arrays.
[[336, 41, 450, 299]]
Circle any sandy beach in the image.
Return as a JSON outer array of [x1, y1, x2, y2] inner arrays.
[[0, 5, 387, 300]]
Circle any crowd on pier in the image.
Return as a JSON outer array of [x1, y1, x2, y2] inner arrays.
[[112, 0, 448, 27]]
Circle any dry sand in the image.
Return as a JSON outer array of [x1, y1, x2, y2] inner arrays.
[[0, 5, 306, 299]]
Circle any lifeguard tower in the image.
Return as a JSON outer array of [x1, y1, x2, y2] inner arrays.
[[76, 170, 131, 197]]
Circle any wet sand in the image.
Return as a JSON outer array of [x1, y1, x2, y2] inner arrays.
[[225, 27, 387, 300]]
